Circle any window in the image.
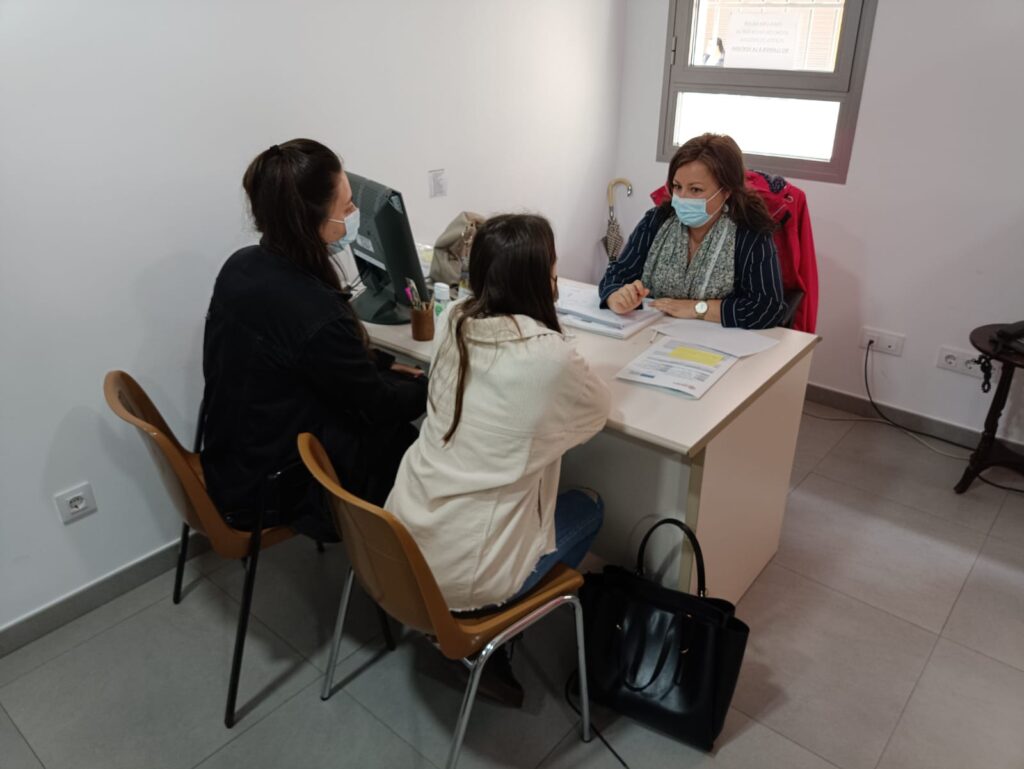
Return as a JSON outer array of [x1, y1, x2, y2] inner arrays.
[[657, 0, 878, 183]]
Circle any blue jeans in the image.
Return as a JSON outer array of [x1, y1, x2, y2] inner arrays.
[[507, 489, 604, 602]]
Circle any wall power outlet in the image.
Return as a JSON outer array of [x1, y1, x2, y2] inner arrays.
[[936, 346, 985, 380], [54, 482, 98, 524], [860, 326, 905, 356]]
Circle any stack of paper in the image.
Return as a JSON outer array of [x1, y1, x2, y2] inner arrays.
[[556, 284, 663, 340]]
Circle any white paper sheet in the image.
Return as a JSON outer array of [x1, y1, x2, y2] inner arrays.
[[652, 319, 778, 358], [616, 337, 737, 398]]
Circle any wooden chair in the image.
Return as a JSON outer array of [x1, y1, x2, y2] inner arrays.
[[107, 370, 350, 728], [297, 432, 592, 769]]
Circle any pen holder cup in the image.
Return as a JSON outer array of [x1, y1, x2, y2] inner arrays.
[[410, 307, 435, 342]]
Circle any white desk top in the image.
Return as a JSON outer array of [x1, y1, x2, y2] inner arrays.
[[366, 280, 819, 459]]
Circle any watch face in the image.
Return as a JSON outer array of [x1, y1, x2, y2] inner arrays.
[[696, 301, 708, 314]]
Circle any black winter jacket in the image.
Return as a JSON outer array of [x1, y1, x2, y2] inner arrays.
[[200, 242, 426, 529]]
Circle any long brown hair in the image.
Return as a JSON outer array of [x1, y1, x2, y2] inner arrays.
[[665, 133, 776, 234], [438, 214, 561, 443], [242, 138, 343, 291], [243, 139, 376, 350]]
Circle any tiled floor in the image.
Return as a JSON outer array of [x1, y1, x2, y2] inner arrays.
[[3, 401, 1024, 769]]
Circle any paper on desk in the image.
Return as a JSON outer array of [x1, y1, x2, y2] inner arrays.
[[556, 284, 662, 339], [616, 337, 737, 398], [652, 319, 778, 358], [559, 312, 662, 340]]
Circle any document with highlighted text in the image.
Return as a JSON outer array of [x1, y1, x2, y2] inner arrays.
[[616, 337, 737, 398]]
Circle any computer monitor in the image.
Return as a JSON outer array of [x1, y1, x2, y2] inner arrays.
[[346, 172, 428, 325]]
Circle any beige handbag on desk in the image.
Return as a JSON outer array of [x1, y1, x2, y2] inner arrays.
[[430, 211, 485, 287]]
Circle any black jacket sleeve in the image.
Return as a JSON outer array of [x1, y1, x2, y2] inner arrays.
[[720, 230, 786, 329], [598, 206, 668, 307], [297, 315, 427, 425]]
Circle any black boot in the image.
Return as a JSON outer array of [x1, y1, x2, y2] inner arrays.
[[475, 645, 524, 708]]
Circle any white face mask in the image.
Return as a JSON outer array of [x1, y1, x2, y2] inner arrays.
[[327, 208, 360, 254]]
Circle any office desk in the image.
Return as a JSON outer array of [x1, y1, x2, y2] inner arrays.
[[366, 281, 819, 603]]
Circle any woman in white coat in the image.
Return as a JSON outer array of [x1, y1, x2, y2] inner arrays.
[[386, 214, 610, 702], [388, 213, 610, 609]]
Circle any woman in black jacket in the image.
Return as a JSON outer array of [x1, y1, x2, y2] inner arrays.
[[200, 138, 427, 541]]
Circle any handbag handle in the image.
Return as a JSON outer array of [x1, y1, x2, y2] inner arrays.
[[636, 519, 707, 598], [622, 613, 681, 693]]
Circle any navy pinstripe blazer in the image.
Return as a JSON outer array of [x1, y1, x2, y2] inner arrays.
[[598, 206, 785, 329]]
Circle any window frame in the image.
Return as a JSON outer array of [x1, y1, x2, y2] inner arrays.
[[656, 0, 878, 184]]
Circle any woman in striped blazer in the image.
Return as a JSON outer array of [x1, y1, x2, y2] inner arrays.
[[599, 134, 785, 329]]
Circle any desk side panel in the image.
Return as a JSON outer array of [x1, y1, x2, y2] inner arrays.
[[691, 352, 812, 603]]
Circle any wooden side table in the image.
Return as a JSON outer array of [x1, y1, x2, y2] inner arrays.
[[954, 323, 1024, 494]]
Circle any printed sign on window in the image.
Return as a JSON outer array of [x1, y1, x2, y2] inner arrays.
[[726, 13, 799, 71]]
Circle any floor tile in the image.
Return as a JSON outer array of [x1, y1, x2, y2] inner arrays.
[[0, 581, 319, 769], [941, 536, 1024, 672], [814, 422, 1005, 532], [731, 565, 936, 769], [193, 546, 231, 576], [776, 474, 984, 631], [988, 489, 1024, 549], [207, 537, 384, 672], [790, 448, 818, 490], [0, 703, 43, 769], [877, 639, 1024, 769], [195, 679, 435, 769], [539, 707, 838, 769], [333, 619, 581, 769], [796, 404, 859, 459], [0, 561, 202, 689], [789, 405, 860, 489]]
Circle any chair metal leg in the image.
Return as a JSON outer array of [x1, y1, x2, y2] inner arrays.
[[225, 531, 263, 728], [569, 596, 592, 742], [442, 594, 589, 767], [315, 539, 325, 553], [377, 605, 397, 651], [445, 643, 497, 769], [321, 568, 356, 701], [172, 523, 190, 605]]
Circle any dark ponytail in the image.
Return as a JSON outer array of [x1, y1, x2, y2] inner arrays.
[[242, 138, 342, 291], [665, 133, 776, 234], [437, 214, 561, 444]]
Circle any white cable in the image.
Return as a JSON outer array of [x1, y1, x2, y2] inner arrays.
[[802, 411, 971, 460]]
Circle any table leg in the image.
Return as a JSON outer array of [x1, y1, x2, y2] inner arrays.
[[955, 362, 1016, 494]]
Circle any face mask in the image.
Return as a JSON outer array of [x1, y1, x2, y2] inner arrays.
[[671, 188, 723, 227], [327, 208, 360, 254]]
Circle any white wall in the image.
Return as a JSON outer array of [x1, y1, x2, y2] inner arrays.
[[0, 0, 625, 629], [612, 0, 1024, 443]]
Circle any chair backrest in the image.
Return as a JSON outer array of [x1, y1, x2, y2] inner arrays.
[[103, 370, 244, 557], [297, 432, 478, 659]]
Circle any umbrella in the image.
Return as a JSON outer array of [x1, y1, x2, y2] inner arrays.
[[602, 177, 633, 261]]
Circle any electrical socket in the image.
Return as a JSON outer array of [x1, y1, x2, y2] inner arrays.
[[860, 326, 905, 356], [54, 482, 98, 524], [936, 345, 985, 380]]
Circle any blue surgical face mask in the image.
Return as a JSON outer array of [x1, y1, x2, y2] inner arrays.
[[327, 208, 360, 255], [671, 188, 724, 227]]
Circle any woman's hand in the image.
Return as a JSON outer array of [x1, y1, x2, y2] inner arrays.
[[391, 362, 425, 378], [651, 298, 695, 318], [607, 281, 649, 315]]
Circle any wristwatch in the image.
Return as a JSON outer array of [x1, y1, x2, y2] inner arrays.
[[694, 300, 709, 320]]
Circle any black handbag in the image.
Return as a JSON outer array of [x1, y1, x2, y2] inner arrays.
[[579, 519, 750, 751]]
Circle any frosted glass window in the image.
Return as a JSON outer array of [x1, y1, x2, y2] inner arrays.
[[674, 92, 840, 161]]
